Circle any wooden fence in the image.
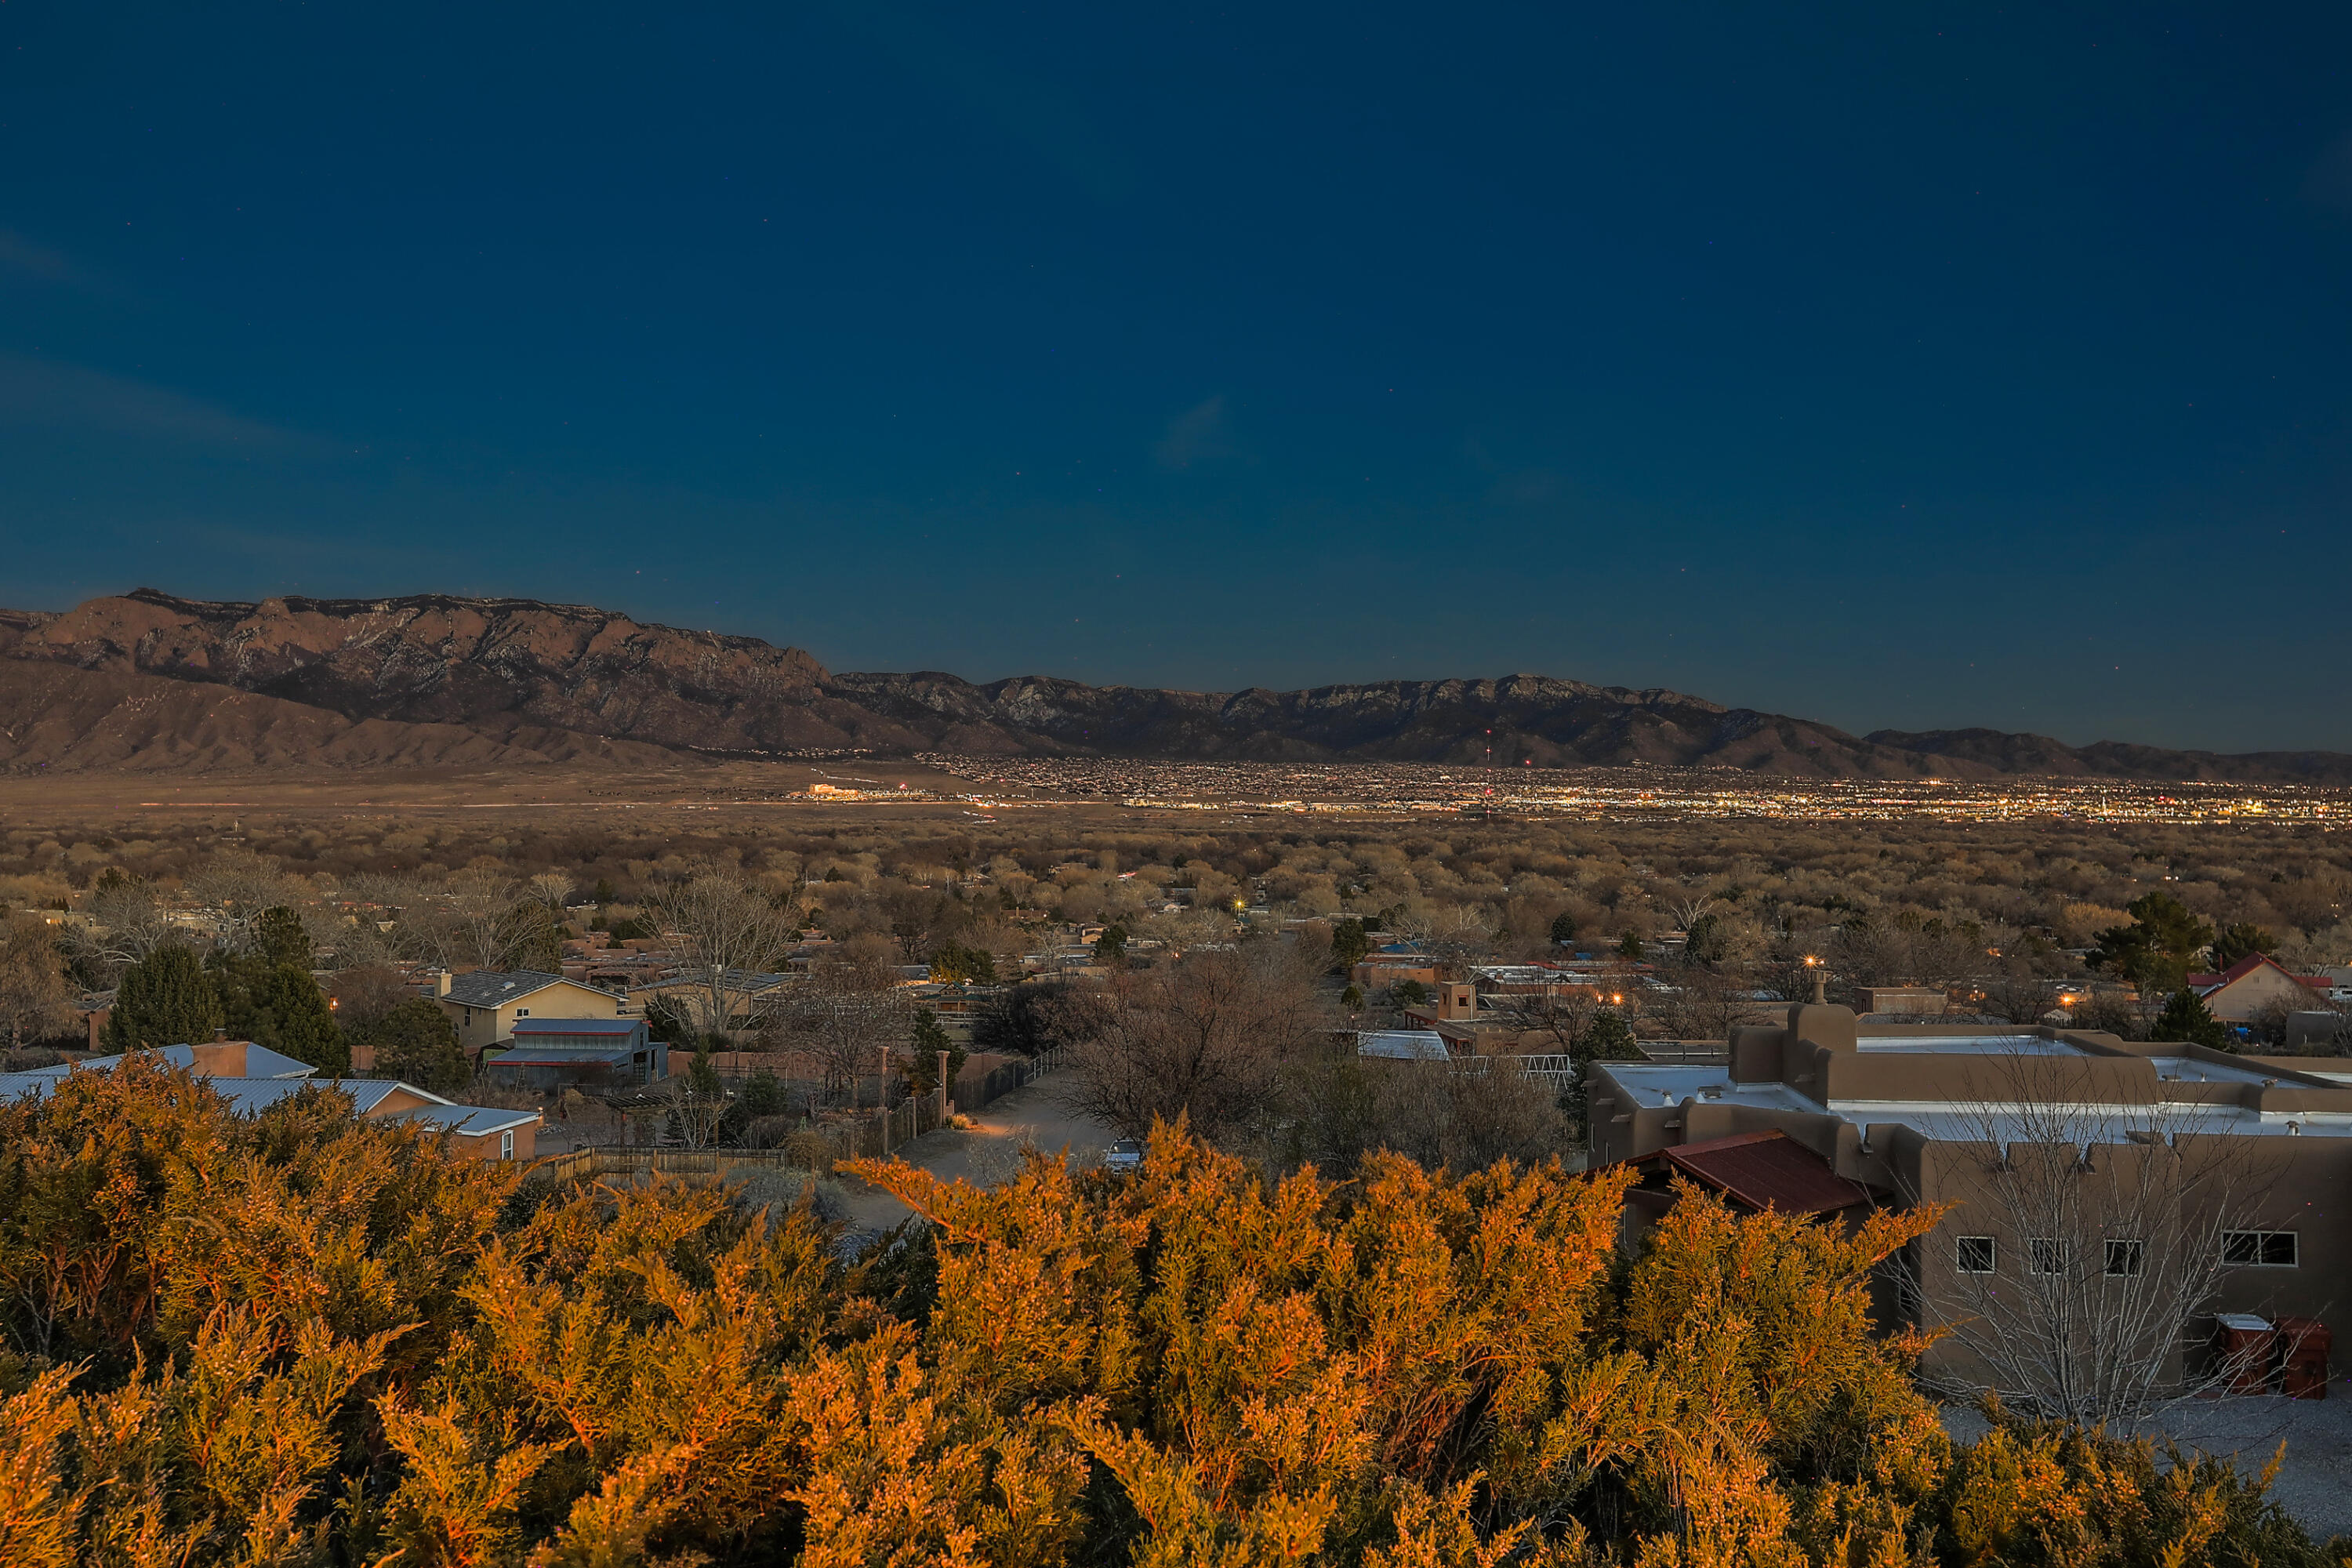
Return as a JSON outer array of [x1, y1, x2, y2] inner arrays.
[[526, 1146, 815, 1187]]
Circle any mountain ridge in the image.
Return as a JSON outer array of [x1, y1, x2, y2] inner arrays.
[[0, 589, 2343, 783]]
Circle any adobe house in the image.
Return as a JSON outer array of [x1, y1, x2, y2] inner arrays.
[[1588, 1002, 2352, 1393]]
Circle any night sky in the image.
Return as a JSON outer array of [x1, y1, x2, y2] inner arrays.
[[4, 4, 2349, 753]]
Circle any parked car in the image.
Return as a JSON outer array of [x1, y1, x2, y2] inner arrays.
[[1105, 1138, 1144, 1173]]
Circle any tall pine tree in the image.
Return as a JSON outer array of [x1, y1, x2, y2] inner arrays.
[[106, 945, 223, 1051]]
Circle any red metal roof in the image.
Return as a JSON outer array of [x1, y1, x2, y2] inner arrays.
[[1659, 1130, 1871, 1216], [2190, 953, 2332, 992]]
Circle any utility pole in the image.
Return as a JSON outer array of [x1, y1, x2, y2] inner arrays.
[[878, 1044, 891, 1154], [938, 1047, 952, 1121]]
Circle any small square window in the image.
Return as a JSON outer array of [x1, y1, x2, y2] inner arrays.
[[1957, 1236, 1997, 1274], [2223, 1231, 2298, 1268], [2104, 1240, 2145, 1278], [500, 1130, 514, 1161], [2029, 1238, 2067, 1276]]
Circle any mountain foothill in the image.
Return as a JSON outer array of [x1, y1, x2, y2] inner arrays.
[[0, 587, 2341, 782]]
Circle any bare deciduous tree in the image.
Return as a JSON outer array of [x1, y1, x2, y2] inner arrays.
[[0, 920, 76, 1047], [1904, 1047, 2278, 1427], [1063, 941, 1327, 1142], [66, 880, 179, 983], [645, 866, 797, 1042], [1280, 1054, 1573, 1178]]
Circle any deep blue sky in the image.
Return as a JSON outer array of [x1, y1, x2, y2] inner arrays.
[[4, 4, 2349, 753]]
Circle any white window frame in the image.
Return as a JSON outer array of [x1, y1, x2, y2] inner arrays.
[[2104, 1239, 2146, 1278], [1955, 1236, 1997, 1275], [2028, 1238, 2067, 1276], [499, 1130, 514, 1160]]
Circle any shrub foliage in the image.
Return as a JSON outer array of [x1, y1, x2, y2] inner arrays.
[[0, 1063, 2330, 1566]]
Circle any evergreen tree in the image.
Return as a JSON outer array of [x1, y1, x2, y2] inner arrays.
[[927, 942, 997, 985], [2209, 921, 2279, 972], [354, 998, 468, 1092], [2154, 987, 2231, 1051], [739, 1068, 787, 1118], [106, 945, 223, 1051], [245, 963, 347, 1073], [1548, 910, 1579, 946], [1092, 924, 1129, 967], [1617, 930, 1646, 961], [2091, 891, 2216, 993], [904, 1007, 966, 1096], [1329, 916, 1372, 973], [252, 906, 313, 969]]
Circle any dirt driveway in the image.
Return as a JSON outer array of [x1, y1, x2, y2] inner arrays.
[[837, 1070, 1120, 1234]]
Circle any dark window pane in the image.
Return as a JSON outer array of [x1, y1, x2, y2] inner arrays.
[[2104, 1240, 2145, 1277], [1957, 1236, 1996, 1274]]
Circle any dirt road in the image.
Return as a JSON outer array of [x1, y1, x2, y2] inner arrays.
[[837, 1070, 1119, 1234]]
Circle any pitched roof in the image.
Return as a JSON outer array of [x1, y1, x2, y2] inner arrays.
[[627, 967, 793, 996], [2190, 953, 2332, 993], [485, 1046, 640, 1067], [1657, 1130, 1871, 1216], [442, 970, 570, 1007], [390, 1103, 540, 1138], [58, 1042, 318, 1080]]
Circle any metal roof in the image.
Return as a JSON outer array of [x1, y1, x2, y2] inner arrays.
[[1357, 1029, 1450, 1061], [486, 1046, 637, 1067], [40, 1042, 320, 1079], [1657, 1131, 1871, 1215], [510, 1018, 644, 1037]]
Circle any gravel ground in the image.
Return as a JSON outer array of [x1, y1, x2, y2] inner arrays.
[[1944, 1385, 2352, 1543]]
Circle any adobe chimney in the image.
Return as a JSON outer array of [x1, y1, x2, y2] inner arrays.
[[436, 970, 453, 997]]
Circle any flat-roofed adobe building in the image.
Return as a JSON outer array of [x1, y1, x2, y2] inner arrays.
[[1588, 1002, 2352, 1399]]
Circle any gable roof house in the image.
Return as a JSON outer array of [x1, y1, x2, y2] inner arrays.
[[485, 1017, 667, 1090], [436, 970, 632, 1058], [0, 1043, 540, 1161], [2190, 953, 2336, 1023]]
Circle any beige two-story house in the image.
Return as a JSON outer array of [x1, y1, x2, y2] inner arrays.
[[436, 969, 632, 1059]]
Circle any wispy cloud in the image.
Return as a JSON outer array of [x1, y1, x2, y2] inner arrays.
[[0, 353, 307, 448], [0, 230, 74, 283], [1155, 394, 1234, 470]]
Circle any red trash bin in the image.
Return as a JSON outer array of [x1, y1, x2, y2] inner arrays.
[[2214, 1313, 2276, 1394], [2276, 1316, 2331, 1399]]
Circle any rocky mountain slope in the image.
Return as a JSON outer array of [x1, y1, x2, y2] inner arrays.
[[1, 589, 2344, 782]]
